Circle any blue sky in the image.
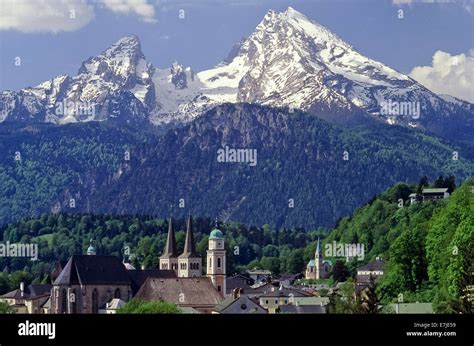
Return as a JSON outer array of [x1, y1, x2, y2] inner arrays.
[[1, 0, 473, 98]]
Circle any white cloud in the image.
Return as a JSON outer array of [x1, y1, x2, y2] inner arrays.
[[392, 0, 474, 13], [0, 0, 95, 33], [0, 0, 157, 33], [409, 50, 474, 103], [101, 0, 156, 23]]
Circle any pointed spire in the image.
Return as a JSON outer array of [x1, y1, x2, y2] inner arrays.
[[161, 217, 177, 258], [179, 215, 200, 258], [316, 237, 321, 256]]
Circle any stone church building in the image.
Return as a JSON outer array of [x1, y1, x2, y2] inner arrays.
[[46, 216, 227, 314], [305, 238, 332, 280]]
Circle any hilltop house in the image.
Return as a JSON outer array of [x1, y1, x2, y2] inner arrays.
[[410, 188, 450, 204]]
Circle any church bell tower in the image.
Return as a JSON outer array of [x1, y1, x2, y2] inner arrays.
[[206, 223, 226, 294]]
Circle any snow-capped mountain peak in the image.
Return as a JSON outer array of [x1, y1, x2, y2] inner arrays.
[[78, 35, 153, 90], [0, 35, 155, 124], [1, 8, 472, 143]]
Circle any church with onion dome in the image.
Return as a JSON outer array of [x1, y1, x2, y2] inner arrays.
[[159, 216, 227, 294]]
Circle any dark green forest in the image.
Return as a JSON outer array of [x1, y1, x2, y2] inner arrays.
[[0, 122, 154, 226], [1, 104, 473, 229]]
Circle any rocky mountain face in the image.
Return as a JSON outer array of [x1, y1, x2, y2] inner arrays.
[[62, 103, 473, 228], [0, 101, 472, 228], [1, 8, 473, 144], [0, 35, 155, 125], [194, 7, 473, 141]]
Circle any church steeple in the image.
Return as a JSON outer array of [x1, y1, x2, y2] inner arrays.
[[316, 237, 322, 258], [159, 217, 179, 272], [207, 220, 226, 293], [162, 217, 177, 258], [181, 215, 198, 258], [178, 215, 202, 277]]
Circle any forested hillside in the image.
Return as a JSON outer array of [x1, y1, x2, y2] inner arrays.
[[326, 178, 474, 313], [0, 122, 153, 226], [1, 104, 473, 229]]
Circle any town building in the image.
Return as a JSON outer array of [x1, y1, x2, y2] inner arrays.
[[213, 288, 266, 314], [99, 298, 126, 314], [135, 277, 223, 314], [225, 274, 255, 296], [279, 304, 326, 314], [258, 286, 313, 313], [246, 269, 272, 283], [356, 257, 385, 291], [0, 283, 52, 314], [277, 273, 304, 287]]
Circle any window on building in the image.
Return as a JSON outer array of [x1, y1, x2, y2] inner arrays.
[[265, 300, 268, 304], [60, 288, 67, 314], [218, 285, 221, 292], [92, 289, 99, 314], [71, 289, 77, 314], [114, 288, 121, 299], [217, 257, 221, 268]]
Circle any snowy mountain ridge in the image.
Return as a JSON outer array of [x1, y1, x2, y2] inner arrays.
[[1, 7, 472, 141]]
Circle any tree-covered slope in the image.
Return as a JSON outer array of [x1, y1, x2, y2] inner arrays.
[[84, 103, 474, 228], [0, 123, 153, 226], [325, 178, 474, 313], [0, 103, 473, 229]]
